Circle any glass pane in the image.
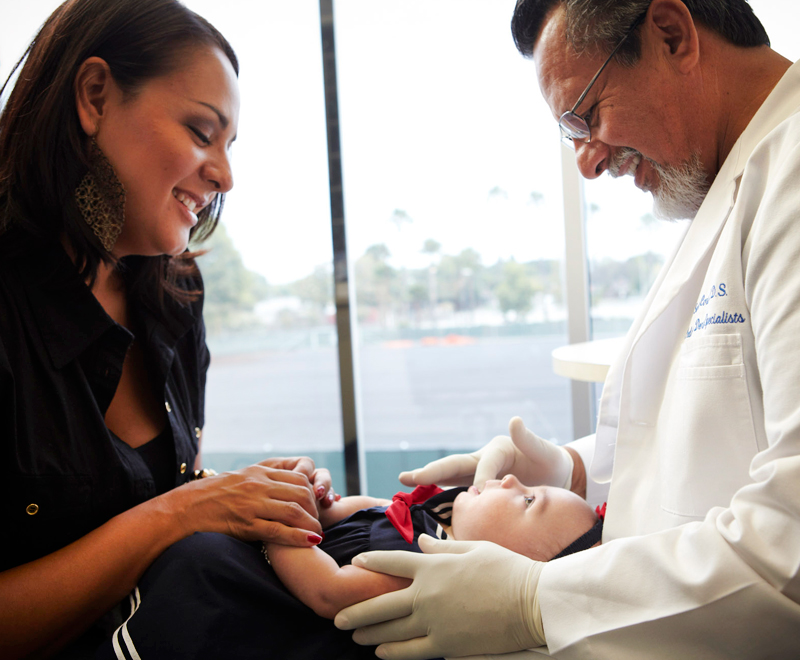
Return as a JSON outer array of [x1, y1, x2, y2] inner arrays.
[[0, 1, 63, 94], [335, 0, 571, 498], [180, 1, 347, 489], [749, 0, 800, 61], [584, 179, 686, 340]]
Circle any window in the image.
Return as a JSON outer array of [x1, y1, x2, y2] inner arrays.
[[4, 1, 797, 497], [334, 0, 571, 497], [183, 1, 348, 488]]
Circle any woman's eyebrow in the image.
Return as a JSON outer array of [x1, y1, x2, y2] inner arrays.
[[195, 100, 228, 127]]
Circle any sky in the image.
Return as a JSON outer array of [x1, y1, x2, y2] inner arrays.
[[2, 0, 797, 283]]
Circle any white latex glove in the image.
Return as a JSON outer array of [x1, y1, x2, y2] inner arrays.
[[334, 534, 545, 660], [399, 416, 573, 490]]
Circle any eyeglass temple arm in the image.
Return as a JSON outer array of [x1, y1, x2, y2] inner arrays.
[[569, 11, 648, 114]]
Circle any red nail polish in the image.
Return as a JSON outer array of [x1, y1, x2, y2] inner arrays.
[[316, 486, 325, 498], [308, 533, 323, 545]]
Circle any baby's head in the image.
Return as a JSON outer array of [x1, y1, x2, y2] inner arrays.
[[450, 475, 599, 561]]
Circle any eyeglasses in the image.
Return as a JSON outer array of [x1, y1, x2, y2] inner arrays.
[[559, 10, 648, 149]]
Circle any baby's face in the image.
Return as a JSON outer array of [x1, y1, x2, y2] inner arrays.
[[451, 475, 597, 561]]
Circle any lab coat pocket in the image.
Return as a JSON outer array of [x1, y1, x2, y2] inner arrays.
[[660, 334, 757, 518]]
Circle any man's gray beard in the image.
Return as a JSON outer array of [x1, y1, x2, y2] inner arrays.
[[610, 148, 710, 221]]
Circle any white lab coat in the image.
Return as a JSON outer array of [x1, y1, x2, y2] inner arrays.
[[532, 59, 800, 658]]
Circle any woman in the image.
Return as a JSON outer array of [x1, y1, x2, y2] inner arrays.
[[0, 1, 337, 657]]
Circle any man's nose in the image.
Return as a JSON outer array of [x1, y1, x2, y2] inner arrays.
[[575, 139, 609, 180]]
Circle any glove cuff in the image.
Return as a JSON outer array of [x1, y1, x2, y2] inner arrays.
[[560, 445, 574, 491], [519, 561, 546, 648]]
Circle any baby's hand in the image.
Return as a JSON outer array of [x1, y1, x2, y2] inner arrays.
[[315, 486, 341, 517]]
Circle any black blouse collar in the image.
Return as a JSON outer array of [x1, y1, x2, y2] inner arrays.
[[18, 241, 197, 370]]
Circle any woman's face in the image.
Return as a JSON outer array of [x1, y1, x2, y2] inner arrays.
[[92, 45, 239, 257]]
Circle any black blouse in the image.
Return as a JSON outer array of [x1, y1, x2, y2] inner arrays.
[[0, 237, 210, 573]]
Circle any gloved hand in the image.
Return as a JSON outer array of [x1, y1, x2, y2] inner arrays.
[[399, 416, 573, 490], [334, 534, 545, 660]]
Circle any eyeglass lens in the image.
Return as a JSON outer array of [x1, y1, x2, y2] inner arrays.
[[560, 112, 591, 141]]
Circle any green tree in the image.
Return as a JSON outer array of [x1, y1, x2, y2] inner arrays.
[[435, 248, 485, 311], [640, 212, 658, 228], [355, 244, 399, 325], [590, 252, 664, 301], [488, 186, 508, 200], [288, 265, 333, 311], [496, 259, 538, 319], [389, 209, 413, 231], [421, 238, 442, 258], [195, 222, 270, 334]]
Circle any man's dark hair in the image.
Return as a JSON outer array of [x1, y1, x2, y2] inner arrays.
[[511, 0, 770, 65], [0, 0, 239, 302]]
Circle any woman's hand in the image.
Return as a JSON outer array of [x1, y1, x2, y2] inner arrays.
[[170, 460, 328, 546], [262, 457, 339, 509]]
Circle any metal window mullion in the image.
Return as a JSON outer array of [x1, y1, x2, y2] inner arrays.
[[319, 0, 366, 495], [560, 144, 594, 439]]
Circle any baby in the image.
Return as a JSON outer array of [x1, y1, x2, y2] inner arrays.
[[266, 475, 603, 619]]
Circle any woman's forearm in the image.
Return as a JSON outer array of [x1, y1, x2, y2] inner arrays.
[[0, 493, 189, 659]]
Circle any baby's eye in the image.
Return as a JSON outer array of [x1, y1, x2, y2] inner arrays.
[[524, 495, 535, 507]]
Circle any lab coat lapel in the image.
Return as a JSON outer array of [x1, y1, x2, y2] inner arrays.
[[593, 176, 736, 481]]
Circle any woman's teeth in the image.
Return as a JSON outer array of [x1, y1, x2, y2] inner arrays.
[[173, 190, 198, 213]]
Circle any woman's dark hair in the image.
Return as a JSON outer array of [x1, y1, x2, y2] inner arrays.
[[0, 0, 239, 303], [511, 0, 770, 65]]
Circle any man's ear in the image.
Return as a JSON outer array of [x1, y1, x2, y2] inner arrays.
[[645, 0, 700, 74], [74, 57, 116, 136]]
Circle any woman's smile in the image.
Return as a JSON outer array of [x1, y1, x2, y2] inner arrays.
[[172, 189, 203, 226]]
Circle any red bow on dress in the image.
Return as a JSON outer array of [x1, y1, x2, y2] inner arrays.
[[596, 502, 607, 521], [385, 484, 443, 543]]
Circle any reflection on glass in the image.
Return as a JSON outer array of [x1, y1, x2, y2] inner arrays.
[[335, 0, 572, 498]]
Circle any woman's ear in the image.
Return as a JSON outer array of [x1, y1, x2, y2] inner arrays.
[[74, 57, 115, 136]]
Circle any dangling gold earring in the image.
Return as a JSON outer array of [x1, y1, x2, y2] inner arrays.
[[75, 136, 126, 252]]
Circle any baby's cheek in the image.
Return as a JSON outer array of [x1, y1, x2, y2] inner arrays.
[[450, 512, 484, 542]]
